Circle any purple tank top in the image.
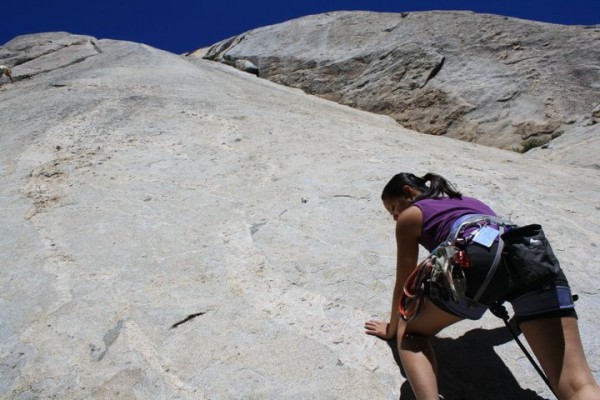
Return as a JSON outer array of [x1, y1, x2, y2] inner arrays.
[[411, 196, 496, 252]]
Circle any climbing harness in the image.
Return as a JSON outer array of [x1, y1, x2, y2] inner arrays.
[[399, 214, 513, 321]]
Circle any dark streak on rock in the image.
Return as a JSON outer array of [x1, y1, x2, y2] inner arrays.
[[250, 221, 267, 235], [90, 40, 104, 55], [171, 312, 206, 329], [424, 56, 445, 86], [97, 319, 123, 362]]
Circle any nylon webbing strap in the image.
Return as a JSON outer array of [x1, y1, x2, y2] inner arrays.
[[472, 226, 505, 304], [446, 214, 490, 241]]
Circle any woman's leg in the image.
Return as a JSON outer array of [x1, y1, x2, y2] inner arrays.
[[397, 298, 464, 400], [520, 316, 600, 400]]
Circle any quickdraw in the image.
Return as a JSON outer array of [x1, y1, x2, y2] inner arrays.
[[399, 244, 465, 321], [399, 255, 433, 321]]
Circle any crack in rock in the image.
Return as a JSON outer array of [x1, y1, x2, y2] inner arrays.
[[170, 312, 207, 329]]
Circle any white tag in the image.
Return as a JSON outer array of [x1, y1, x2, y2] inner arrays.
[[472, 226, 500, 248]]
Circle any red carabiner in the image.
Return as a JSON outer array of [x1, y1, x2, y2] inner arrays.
[[453, 250, 471, 269]]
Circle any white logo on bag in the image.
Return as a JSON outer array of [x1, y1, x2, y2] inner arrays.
[[529, 239, 542, 246]]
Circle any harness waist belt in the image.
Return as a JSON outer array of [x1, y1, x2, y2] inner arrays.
[[446, 214, 514, 305]]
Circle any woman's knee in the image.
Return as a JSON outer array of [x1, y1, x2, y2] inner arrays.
[[521, 317, 599, 398]]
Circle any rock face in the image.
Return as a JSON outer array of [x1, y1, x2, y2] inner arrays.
[[0, 32, 100, 80], [201, 11, 600, 162], [2, 32, 600, 399]]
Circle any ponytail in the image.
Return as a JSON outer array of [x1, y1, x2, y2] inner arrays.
[[419, 172, 462, 199], [381, 172, 462, 201]]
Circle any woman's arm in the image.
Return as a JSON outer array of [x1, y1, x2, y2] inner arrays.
[[365, 206, 422, 339], [387, 206, 422, 337]]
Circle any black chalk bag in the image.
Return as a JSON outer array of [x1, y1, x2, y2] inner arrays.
[[501, 224, 560, 288]]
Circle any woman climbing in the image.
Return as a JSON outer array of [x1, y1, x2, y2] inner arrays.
[[364, 172, 600, 400]]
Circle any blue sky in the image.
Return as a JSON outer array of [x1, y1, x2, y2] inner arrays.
[[3, 1, 599, 54]]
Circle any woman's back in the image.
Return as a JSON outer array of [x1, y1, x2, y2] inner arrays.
[[412, 196, 496, 252]]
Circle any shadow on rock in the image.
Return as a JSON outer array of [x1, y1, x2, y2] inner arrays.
[[386, 324, 546, 400]]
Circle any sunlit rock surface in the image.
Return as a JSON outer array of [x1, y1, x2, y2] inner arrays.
[[202, 11, 600, 167], [1, 32, 599, 399]]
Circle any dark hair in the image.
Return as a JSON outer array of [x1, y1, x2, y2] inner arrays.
[[381, 172, 462, 201]]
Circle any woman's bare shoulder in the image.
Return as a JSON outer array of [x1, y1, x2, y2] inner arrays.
[[395, 206, 422, 238]]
